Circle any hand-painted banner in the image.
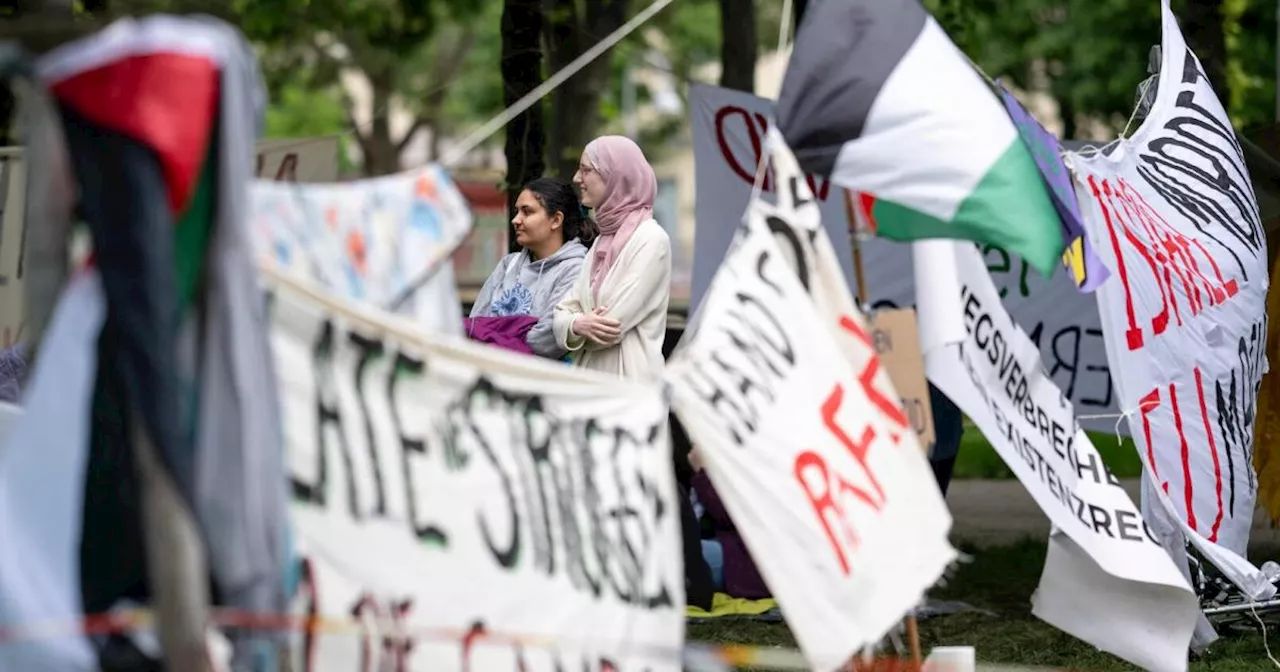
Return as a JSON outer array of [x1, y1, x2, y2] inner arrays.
[[995, 83, 1109, 292], [1065, 0, 1272, 600], [267, 271, 683, 671], [758, 127, 938, 451], [251, 164, 473, 335], [914, 239, 1197, 671], [666, 196, 954, 670], [690, 83, 1124, 435]]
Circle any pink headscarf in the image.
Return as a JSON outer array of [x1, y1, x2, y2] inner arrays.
[[584, 136, 657, 299]]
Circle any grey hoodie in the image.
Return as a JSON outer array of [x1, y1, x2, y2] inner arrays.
[[470, 239, 587, 358]]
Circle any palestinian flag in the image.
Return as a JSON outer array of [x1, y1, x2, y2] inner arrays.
[[775, 0, 1066, 277], [0, 16, 288, 670]]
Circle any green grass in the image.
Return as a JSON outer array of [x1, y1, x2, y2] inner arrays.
[[688, 540, 1277, 670], [952, 425, 1143, 480]]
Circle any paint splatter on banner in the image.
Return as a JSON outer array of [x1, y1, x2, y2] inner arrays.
[[250, 165, 473, 332]]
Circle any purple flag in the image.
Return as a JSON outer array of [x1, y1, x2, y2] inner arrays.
[[997, 82, 1110, 292]]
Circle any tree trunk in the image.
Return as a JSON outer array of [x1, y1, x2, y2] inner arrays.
[[545, 0, 627, 180], [1181, 0, 1230, 106], [718, 0, 756, 93], [0, 0, 78, 145], [501, 0, 546, 252], [1061, 102, 1077, 141], [354, 71, 403, 177]]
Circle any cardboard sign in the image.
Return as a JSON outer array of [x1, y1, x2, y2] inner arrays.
[[869, 308, 935, 447], [254, 136, 340, 183]]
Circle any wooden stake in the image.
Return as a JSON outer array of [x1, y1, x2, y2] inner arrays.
[[842, 190, 869, 306], [905, 613, 922, 670], [844, 188, 923, 671]]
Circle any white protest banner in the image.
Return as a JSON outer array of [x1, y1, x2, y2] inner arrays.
[[690, 83, 1122, 434], [666, 212, 954, 672], [1065, 0, 1272, 598], [255, 136, 341, 183], [267, 269, 683, 672], [914, 239, 1198, 671], [251, 165, 473, 335], [751, 129, 942, 454]]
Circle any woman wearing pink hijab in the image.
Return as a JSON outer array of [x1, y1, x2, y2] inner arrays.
[[553, 135, 672, 380]]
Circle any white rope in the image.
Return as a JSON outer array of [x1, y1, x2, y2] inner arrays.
[[740, 0, 794, 224], [1249, 598, 1280, 669], [442, 0, 678, 167], [777, 0, 794, 53]]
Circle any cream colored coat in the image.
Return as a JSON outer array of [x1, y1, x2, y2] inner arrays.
[[553, 219, 671, 381]]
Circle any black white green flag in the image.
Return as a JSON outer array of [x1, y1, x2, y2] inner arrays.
[[776, 0, 1067, 277]]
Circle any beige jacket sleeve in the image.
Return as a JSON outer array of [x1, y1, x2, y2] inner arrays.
[[553, 253, 594, 352], [591, 230, 670, 338]]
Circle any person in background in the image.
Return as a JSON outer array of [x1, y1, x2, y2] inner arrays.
[[553, 135, 671, 381], [927, 383, 966, 495], [689, 447, 770, 600], [468, 178, 593, 358]]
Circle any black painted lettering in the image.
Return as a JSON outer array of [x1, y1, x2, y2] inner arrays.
[[1116, 509, 1144, 542], [1087, 503, 1115, 537], [348, 332, 389, 516], [388, 352, 447, 544]]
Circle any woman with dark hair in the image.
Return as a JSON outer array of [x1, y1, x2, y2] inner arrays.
[[468, 178, 594, 359]]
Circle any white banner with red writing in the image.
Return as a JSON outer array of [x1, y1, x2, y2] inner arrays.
[[690, 83, 1123, 435], [666, 179, 954, 670], [1065, 0, 1272, 599], [267, 270, 684, 672], [914, 238, 1198, 671]]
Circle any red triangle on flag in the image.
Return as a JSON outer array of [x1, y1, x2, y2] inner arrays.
[[50, 53, 219, 216]]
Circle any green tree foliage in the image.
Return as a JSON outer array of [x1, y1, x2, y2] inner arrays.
[[1225, 0, 1277, 130], [232, 0, 487, 175], [263, 79, 347, 138], [927, 0, 1275, 137]]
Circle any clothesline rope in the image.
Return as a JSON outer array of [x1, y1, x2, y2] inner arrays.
[[0, 603, 956, 671]]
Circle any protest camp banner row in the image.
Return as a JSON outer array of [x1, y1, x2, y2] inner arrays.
[[1067, 0, 1273, 603], [266, 267, 685, 672], [691, 83, 1123, 435], [728, 133, 1199, 671], [668, 131, 956, 672], [0, 137, 340, 355]]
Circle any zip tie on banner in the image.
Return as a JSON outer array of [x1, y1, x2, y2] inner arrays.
[[1075, 398, 1158, 457]]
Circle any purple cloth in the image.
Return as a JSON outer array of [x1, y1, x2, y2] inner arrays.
[[0, 344, 26, 403], [464, 315, 541, 355], [997, 82, 1111, 293], [692, 471, 770, 600]]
